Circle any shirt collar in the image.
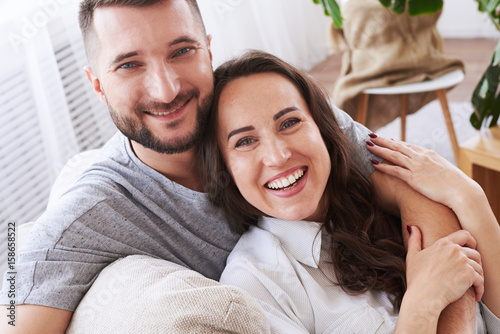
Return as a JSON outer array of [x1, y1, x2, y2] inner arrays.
[[258, 216, 322, 268]]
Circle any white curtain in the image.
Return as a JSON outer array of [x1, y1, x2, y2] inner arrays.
[[199, 0, 332, 70]]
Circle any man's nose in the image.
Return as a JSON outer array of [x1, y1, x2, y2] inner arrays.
[[147, 64, 181, 103], [261, 138, 292, 167]]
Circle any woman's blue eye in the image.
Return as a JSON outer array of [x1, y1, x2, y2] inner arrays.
[[236, 137, 255, 147]]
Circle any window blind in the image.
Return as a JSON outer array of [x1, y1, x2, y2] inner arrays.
[[0, 55, 53, 275], [0, 15, 115, 277], [48, 19, 115, 153]]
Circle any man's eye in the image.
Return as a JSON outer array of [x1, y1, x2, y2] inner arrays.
[[235, 137, 255, 148], [176, 47, 192, 56], [281, 118, 300, 130], [119, 62, 136, 69]]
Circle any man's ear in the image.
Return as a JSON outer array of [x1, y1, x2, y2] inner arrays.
[[84, 66, 107, 106], [207, 34, 213, 62]]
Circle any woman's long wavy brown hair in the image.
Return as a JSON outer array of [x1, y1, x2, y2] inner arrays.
[[200, 50, 406, 310]]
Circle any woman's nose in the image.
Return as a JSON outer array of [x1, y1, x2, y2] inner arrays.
[[261, 138, 292, 167], [146, 65, 181, 103]]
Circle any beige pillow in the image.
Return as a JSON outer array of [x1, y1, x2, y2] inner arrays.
[[67, 255, 270, 333]]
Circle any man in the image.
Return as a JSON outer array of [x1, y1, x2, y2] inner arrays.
[[0, 0, 475, 332]]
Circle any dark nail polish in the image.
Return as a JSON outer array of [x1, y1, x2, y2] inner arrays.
[[406, 225, 412, 234], [370, 159, 379, 165], [368, 133, 378, 139], [366, 140, 374, 147]]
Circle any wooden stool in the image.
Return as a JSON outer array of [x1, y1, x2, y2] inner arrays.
[[459, 125, 500, 220], [356, 69, 465, 163]]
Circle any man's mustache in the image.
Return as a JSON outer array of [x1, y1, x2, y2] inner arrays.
[[136, 89, 199, 113]]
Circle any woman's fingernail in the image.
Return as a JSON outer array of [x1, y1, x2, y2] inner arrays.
[[406, 225, 412, 234], [366, 140, 374, 146], [370, 159, 379, 165], [369, 133, 378, 139]]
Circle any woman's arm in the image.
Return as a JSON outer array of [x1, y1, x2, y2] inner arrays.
[[370, 163, 477, 333], [368, 135, 500, 318], [396, 226, 484, 334]]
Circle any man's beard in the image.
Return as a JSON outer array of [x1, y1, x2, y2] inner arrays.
[[107, 89, 212, 155]]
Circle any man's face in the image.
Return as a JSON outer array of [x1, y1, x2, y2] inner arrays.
[[87, 0, 213, 154]]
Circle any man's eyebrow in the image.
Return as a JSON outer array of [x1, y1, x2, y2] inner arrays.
[[110, 51, 139, 68], [227, 126, 255, 141], [273, 106, 299, 121], [169, 36, 199, 47]]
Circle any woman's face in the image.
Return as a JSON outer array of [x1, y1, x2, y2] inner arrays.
[[217, 72, 331, 222]]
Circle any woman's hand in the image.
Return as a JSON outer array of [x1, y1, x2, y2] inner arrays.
[[366, 134, 482, 211], [396, 226, 484, 333], [406, 226, 484, 309]]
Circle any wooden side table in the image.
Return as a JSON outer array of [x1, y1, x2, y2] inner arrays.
[[459, 125, 500, 221]]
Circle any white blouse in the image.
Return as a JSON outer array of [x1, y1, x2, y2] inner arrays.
[[220, 216, 496, 333]]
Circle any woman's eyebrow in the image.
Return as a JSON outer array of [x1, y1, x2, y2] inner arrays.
[[227, 126, 255, 141], [273, 106, 299, 121]]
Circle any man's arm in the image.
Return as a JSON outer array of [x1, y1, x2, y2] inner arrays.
[[0, 305, 72, 334], [371, 167, 476, 333]]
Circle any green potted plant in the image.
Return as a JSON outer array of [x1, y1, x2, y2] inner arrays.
[[313, 0, 500, 129]]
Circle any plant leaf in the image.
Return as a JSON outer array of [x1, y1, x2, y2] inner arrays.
[[489, 92, 500, 127], [313, 0, 343, 29], [392, 0, 406, 14], [474, 0, 488, 12], [325, 0, 343, 29], [408, 0, 443, 16], [379, 0, 391, 7], [470, 39, 500, 129]]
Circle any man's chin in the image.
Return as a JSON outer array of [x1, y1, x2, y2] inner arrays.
[[136, 131, 200, 155]]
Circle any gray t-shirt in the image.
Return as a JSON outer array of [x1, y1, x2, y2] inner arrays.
[[0, 107, 377, 311]]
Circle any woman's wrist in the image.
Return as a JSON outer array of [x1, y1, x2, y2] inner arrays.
[[447, 177, 483, 212], [452, 184, 496, 234]]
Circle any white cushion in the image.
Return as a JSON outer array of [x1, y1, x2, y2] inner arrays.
[[67, 255, 270, 334]]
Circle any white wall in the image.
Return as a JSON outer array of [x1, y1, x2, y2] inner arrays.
[[438, 0, 499, 38]]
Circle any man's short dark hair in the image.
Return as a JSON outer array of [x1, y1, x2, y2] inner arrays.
[[78, 0, 206, 70]]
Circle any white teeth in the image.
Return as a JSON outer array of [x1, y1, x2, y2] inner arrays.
[[147, 105, 181, 116], [267, 168, 305, 190], [148, 110, 174, 116]]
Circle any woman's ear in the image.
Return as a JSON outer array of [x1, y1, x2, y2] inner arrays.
[[84, 66, 107, 106]]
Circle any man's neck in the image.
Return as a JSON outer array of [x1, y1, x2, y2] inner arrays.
[[130, 140, 203, 192]]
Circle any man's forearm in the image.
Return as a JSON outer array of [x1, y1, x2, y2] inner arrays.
[[399, 194, 476, 334], [1, 304, 72, 334], [371, 169, 476, 333]]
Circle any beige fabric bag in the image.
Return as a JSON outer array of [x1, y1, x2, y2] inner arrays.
[[331, 0, 464, 130]]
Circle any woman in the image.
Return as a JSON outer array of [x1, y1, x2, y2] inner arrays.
[[201, 50, 497, 333]]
